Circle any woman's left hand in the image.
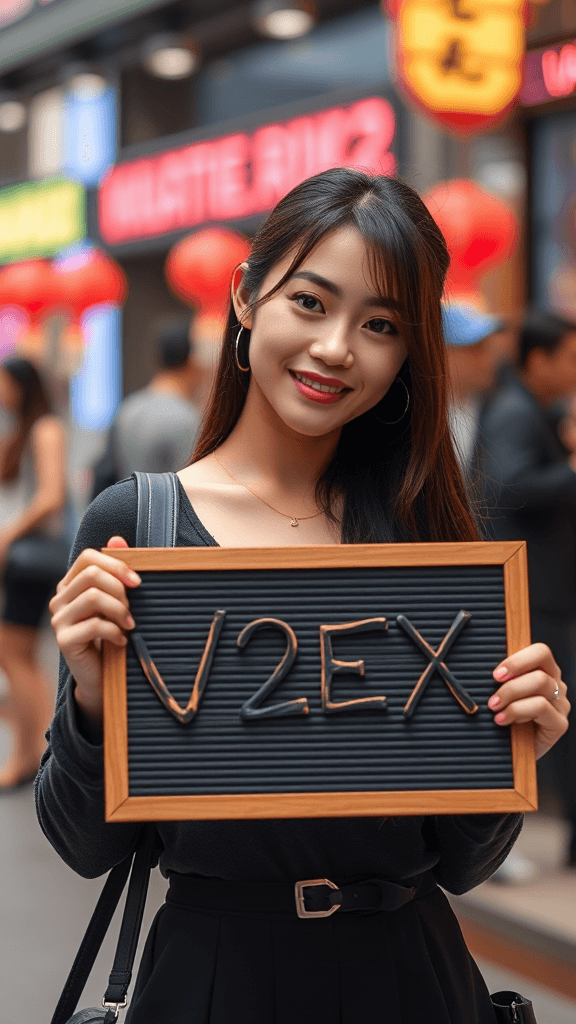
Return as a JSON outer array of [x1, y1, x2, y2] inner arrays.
[[489, 643, 570, 759]]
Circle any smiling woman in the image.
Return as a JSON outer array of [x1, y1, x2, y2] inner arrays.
[[39, 167, 570, 1024], [187, 167, 476, 547]]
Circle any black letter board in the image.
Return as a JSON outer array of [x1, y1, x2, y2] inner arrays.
[[103, 542, 536, 821]]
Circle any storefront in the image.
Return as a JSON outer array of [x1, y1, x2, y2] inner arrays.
[[89, 3, 403, 394], [0, 0, 404, 423], [521, 6, 576, 318], [94, 88, 401, 390]]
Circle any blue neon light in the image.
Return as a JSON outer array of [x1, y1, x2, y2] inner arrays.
[[70, 303, 122, 431], [64, 87, 117, 187]]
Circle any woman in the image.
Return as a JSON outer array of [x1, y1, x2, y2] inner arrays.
[[0, 357, 67, 789], [39, 170, 569, 1023]]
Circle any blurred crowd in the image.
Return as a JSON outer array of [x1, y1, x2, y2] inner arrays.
[[1, 292, 576, 878], [446, 300, 576, 876], [0, 316, 203, 789]]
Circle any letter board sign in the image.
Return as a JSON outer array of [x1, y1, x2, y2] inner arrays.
[[103, 541, 536, 822]]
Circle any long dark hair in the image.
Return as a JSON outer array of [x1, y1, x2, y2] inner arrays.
[[0, 357, 52, 482], [192, 167, 478, 543]]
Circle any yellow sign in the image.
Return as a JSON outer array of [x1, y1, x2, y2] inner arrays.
[[397, 0, 524, 117], [0, 178, 85, 264]]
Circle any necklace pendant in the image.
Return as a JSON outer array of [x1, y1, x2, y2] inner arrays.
[[290, 518, 299, 527]]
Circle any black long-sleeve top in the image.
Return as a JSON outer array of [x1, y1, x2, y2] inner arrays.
[[35, 477, 522, 893]]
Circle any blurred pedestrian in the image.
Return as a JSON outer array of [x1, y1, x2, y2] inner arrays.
[[93, 318, 202, 497], [0, 358, 67, 789], [558, 394, 576, 456], [445, 305, 540, 884], [442, 303, 505, 470], [477, 309, 576, 866]]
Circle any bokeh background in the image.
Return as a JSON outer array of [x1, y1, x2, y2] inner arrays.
[[1, 1, 576, 1021]]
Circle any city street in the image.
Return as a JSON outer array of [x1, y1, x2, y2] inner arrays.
[[1, 1, 576, 1022]]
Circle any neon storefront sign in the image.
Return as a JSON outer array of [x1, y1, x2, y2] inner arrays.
[[98, 97, 396, 246], [0, 178, 85, 263], [522, 40, 576, 105], [542, 42, 576, 99]]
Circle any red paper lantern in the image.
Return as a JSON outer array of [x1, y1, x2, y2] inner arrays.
[[423, 180, 517, 300], [52, 248, 127, 321], [165, 227, 251, 314], [0, 260, 63, 321]]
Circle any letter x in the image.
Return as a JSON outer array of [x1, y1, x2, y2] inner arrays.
[[396, 611, 478, 719]]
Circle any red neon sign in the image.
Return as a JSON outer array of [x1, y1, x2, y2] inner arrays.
[[522, 40, 576, 105], [542, 43, 576, 98], [98, 98, 396, 246]]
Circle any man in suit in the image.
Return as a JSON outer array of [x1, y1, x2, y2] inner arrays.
[[477, 309, 576, 865]]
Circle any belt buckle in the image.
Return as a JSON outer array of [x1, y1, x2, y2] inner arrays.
[[294, 878, 342, 919]]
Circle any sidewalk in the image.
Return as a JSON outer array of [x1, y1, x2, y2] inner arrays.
[[451, 813, 576, 1004]]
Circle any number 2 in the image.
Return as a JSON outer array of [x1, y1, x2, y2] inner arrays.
[[237, 618, 309, 720]]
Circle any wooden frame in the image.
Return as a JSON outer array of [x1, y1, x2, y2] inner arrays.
[[103, 541, 536, 822]]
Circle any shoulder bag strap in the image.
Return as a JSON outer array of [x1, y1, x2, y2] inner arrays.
[[50, 473, 179, 1024], [50, 827, 156, 1024], [101, 827, 157, 1013], [133, 471, 179, 548]]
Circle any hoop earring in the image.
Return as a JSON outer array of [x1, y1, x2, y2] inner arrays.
[[235, 325, 250, 373], [374, 378, 410, 425]]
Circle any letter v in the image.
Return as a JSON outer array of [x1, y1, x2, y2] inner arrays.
[[130, 611, 226, 724]]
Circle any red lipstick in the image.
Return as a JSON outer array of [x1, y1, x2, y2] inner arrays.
[[291, 370, 348, 388], [289, 369, 350, 405]]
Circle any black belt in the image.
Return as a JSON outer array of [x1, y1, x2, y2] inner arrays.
[[167, 870, 437, 920]]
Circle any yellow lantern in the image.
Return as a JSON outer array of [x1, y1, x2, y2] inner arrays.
[[388, 0, 525, 134]]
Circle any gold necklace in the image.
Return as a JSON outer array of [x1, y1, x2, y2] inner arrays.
[[213, 453, 323, 527]]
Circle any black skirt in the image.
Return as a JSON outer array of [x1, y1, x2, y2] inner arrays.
[[126, 873, 497, 1024]]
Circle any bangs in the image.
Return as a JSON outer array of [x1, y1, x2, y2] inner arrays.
[[353, 199, 423, 332], [245, 216, 347, 315], [245, 188, 427, 342]]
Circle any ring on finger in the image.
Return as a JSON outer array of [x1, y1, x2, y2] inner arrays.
[[552, 684, 561, 701]]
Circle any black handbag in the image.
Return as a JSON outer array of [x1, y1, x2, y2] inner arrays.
[[49, 472, 539, 1024], [490, 991, 537, 1023], [4, 531, 71, 588]]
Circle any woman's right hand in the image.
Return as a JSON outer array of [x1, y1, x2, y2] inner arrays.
[[49, 536, 141, 727]]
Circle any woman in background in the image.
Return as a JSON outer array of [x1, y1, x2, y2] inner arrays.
[[0, 358, 67, 789]]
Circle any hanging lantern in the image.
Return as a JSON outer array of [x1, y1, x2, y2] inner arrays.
[[0, 260, 63, 321], [52, 246, 128, 321], [386, 0, 525, 135], [165, 227, 250, 314], [423, 179, 517, 302]]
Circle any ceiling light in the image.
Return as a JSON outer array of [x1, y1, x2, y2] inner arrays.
[[0, 99, 26, 132], [253, 0, 316, 39], [66, 72, 108, 100], [143, 35, 200, 80]]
